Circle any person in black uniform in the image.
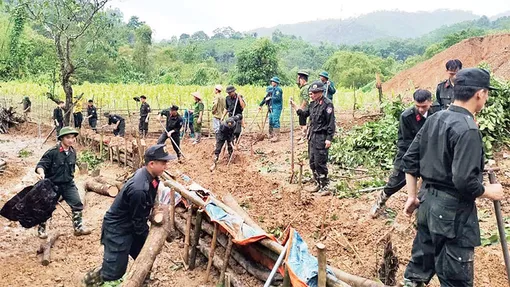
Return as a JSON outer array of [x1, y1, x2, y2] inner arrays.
[[436, 59, 462, 110], [83, 144, 175, 286], [370, 89, 435, 218], [223, 85, 246, 143], [103, 112, 126, 137], [401, 68, 504, 287], [53, 100, 65, 139], [291, 81, 336, 196], [139, 95, 151, 138], [157, 105, 183, 161], [35, 127, 92, 239], [20, 96, 31, 120], [86, 99, 98, 132], [210, 115, 242, 171]]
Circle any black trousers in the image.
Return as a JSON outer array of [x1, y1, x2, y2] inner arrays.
[[139, 117, 149, 137], [157, 131, 181, 158], [100, 228, 147, 281], [308, 137, 328, 177], [56, 123, 63, 139], [55, 182, 83, 212], [113, 121, 125, 137], [89, 118, 97, 132], [298, 114, 307, 126], [383, 169, 406, 196], [404, 188, 479, 286], [73, 112, 83, 129], [214, 136, 233, 157]]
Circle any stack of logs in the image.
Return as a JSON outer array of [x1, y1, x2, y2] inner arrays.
[[120, 175, 387, 287], [0, 106, 25, 134]]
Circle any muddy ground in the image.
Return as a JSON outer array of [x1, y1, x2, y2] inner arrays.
[[0, 121, 509, 287]]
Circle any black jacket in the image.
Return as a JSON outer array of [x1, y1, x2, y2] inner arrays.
[[36, 144, 77, 184], [140, 102, 151, 118], [53, 107, 63, 125], [108, 115, 124, 125], [103, 167, 159, 236], [403, 106, 485, 201], [436, 79, 455, 109], [87, 105, 97, 120], [225, 94, 244, 117], [160, 110, 183, 132], [297, 96, 336, 147]]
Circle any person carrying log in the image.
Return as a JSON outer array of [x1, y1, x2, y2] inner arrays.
[[210, 115, 242, 171], [102, 112, 126, 137], [83, 144, 176, 286], [139, 95, 151, 138], [401, 68, 504, 287], [86, 99, 98, 133], [53, 100, 65, 139], [370, 89, 435, 218], [157, 105, 183, 162], [291, 81, 335, 196], [35, 127, 92, 238]]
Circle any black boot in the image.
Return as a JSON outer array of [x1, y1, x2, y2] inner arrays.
[[305, 172, 321, 193], [82, 266, 104, 287], [316, 175, 332, 196], [38, 221, 48, 239]]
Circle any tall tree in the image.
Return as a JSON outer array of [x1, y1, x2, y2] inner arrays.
[[235, 38, 279, 86], [24, 0, 110, 125], [133, 24, 152, 75]]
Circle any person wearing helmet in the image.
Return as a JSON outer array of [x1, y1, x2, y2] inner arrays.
[[291, 81, 336, 196], [259, 77, 283, 142], [319, 71, 336, 101], [102, 112, 126, 137], [211, 85, 226, 136], [35, 127, 91, 238]]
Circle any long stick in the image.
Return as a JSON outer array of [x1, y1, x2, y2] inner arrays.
[[204, 223, 219, 283], [290, 97, 295, 183], [263, 239, 291, 287], [488, 170, 510, 285], [183, 206, 192, 264], [247, 108, 262, 131], [189, 209, 203, 270], [158, 120, 186, 158], [219, 235, 234, 285]]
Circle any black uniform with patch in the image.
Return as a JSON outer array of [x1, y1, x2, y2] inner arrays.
[[383, 107, 434, 197], [297, 96, 335, 182], [100, 167, 159, 281], [214, 117, 239, 158], [108, 114, 125, 137], [53, 107, 64, 136], [35, 144, 83, 212], [225, 94, 244, 140], [157, 109, 183, 158], [436, 79, 455, 110], [139, 102, 151, 136], [402, 106, 484, 286], [87, 105, 98, 131]]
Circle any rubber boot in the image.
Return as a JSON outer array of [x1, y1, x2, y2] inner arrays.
[[82, 266, 104, 287], [370, 191, 390, 218], [315, 175, 332, 196], [305, 172, 321, 193], [192, 132, 201, 144], [268, 126, 274, 140], [73, 211, 92, 236], [38, 221, 48, 239], [270, 128, 279, 142], [210, 156, 219, 171]]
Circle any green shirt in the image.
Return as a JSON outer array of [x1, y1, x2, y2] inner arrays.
[[299, 83, 310, 105], [194, 101, 204, 117]]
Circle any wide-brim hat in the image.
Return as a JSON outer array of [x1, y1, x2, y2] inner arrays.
[[270, 76, 280, 84], [319, 71, 329, 79], [191, 92, 202, 100], [58, 126, 79, 139], [226, 85, 236, 93], [297, 70, 309, 77]]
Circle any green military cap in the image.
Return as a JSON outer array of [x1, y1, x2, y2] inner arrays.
[[58, 126, 79, 139], [270, 76, 281, 84], [297, 70, 309, 77], [319, 71, 329, 79]]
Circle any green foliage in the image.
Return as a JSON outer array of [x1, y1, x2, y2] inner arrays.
[[329, 99, 406, 169], [18, 148, 33, 158], [477, 75, 510, 157], [78, 150, 103, 170], [480, 217, 510, 247], [132, 24, 152, 75], [235, 38, 280, 86]]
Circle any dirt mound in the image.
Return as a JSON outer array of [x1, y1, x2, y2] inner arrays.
[[384, 33, 510, 96]]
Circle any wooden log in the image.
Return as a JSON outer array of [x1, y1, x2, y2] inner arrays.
[[36, 233, 62, 266], [122, 204, 170, 287], [189, 209, 204, 270], [219, 235, 233, 285], [204, 223, 219, 283], [184, 206, 192, 264], [317, 243, 327, 287], [84, 178, 119, 197], [78, 162, 88, 175]]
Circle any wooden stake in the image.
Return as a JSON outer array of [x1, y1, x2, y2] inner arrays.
[[124, 139, 128, 167], [109, 147, 113, 164], [317, 243, 327, 287], [116, 145, 120, 164], [204, 223, 219, 283], [219, 235, 233, 285], [189, 209, 204, 270], [99, 128, 104, 159], [282, 264, 291, 287], [169, 189, 175, 231], [184, 206, 192, 264], [37, 233, 62, 266], [298, 162, 303, 204]]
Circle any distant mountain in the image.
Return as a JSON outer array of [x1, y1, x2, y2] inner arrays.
[[490, 11, 510, 21], [250, 10, 480, 45]]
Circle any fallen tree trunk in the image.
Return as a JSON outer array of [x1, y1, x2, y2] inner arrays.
[[122, 204, 170, 287], [84, 178, 119, 197], [94, 176, 124, 193], [36, 233, 62, 266]]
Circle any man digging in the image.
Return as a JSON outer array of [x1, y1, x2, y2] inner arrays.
[[157, 105, 183, 162], [35, 126, 91, 238], [210, 115, 242, 171]]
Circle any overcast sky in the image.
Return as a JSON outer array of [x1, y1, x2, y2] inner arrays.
[[110, 0, 509, 40]]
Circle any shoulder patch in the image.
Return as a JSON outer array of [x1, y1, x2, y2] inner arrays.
[[402, 108, 414, 117], [326, 107, 333, 114]]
